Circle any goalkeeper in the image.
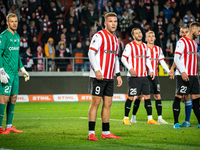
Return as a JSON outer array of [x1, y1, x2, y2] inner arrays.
[[0, 13, 29, 134]]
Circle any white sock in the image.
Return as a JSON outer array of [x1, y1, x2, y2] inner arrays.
[[89, 130, 95, 135], [158, 115, 162, 120], [124, 116, 129, 119], [102, 131, 110, 135], [148, 115, 152, 121], [6, 124, 12, 129], [132, 115, 136, 120]]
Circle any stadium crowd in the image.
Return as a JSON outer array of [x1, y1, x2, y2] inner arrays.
[[0, 0, 200, 71]]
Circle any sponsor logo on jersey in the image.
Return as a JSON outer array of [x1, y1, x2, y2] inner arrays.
[[9, 47, 19, 50], [134, 55, 146, 58], [104, 49, 117, 54], [187, 51, 198, 55]]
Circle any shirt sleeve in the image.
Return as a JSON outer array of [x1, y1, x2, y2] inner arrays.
[[122, 44, 131, 58], [89, 33, 102, 52], [146, 46, 150, 58], [158, 48, 165, 61], [0, 35, 6, 68], [174, 40, 185, 55], [18, 55, 24, 69]]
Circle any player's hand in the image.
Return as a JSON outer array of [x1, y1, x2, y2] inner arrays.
[[21, 67, 30, 82], [0, 68, 9, 84], [117, 76, 122, 87], [150, 72, 155, 80], [129, 68, 137, 76], [95, 70, 103, 80], [181, 72, 189, 82], [169, 70, 174, 79]]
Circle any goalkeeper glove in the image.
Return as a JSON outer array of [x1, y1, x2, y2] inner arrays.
[[0, 68, 9, 84], [21, 67, 30, 82]]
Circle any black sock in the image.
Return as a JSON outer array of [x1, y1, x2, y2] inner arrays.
[[156, 100, 162, 116], [125, 98, 133, 117], [89, 121, 96, 131], [173, 97, 181, 124], [102, 122, 109, 131], [145, 99, 152, 116], [132, 99, 141, 115], [192, 98, 200, 124]]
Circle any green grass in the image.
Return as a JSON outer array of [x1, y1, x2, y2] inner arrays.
[[0, 101, 200, 150]]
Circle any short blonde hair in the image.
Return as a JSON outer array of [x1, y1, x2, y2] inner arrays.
[[6, 13, 17, 22], [104, 12, 117, 20], [145, 31, 155, 37]]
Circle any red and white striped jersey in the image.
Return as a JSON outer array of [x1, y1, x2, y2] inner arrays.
[[175, 36, 198, 76], [122, 41, 149, 77], [147, 45, 165, 76], [89, 29, 119, 79]]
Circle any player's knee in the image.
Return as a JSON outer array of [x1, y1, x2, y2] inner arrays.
[[10, 95, 18, 104], [191, 94, 200, 100], [175, 94, 183, 99], [154, 94, 161, 100], [143, 95, 150, 100]]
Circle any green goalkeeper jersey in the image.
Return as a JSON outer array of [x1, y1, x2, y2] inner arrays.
[[0, 29, 23, 75]]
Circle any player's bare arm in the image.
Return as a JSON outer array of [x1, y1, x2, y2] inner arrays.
[[117, 76, 122, 87], [95, 70, 103, 80], [129, 68, 137, 76]]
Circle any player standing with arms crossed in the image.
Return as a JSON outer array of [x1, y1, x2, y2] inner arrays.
[[87, 12, 122, 141], [130, 31, 170, 124], [122, 28, 158, 125], [0, 13, 30, 134], [173, 22, 200, 129]]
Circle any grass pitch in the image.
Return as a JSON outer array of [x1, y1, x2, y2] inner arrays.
[[0, 101, 200, 150]]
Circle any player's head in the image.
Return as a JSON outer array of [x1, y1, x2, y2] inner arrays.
[[131, 28, 143, 41], [6, 13, 18, 31], [179, 26, 188, 37], [104, 12, 117, 34], [145, 31, 156, 44], [188, 22, 200, 39]]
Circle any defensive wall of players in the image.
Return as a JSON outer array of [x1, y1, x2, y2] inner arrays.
[[18, 72, 176, 101]]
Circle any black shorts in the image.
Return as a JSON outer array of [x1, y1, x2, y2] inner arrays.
[[128, 77, 150, 96], [148, 76, 160, 94], [176, 75, 199, 95], [88, 78, 114, 97]]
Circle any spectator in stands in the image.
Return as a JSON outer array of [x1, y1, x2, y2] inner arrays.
[[89, 25, 96, 41], [135, 1, 148, 23], [99, 10, 107, 29], [65, 16, 78, 33], [72, 42, 86, 72], [71, 0, 82, 23], [45, 38, 55, 71], [35, 5, 44, 32], [36, 46, 44, 72], [166, 32, 177, 66], [176, 20, 184, 39], [149, 0, 160, 27], [8, 4, 20, 19], [55, 33, 67, 49], [30, 36, 39, 56], [179, 0, 188, 19], [172, 2, 179, 14], [80, 19, 89, 46], [143, 23, 151, 34], [94, 20, 102, 32], [28, 0, 40, 14], [154, 10, 168, 25], [56, 41, 71, 71], [69, 26, 79, 50], [191, 0, 200, 17], [103, 1, 114, 13], [30, 12, 40, 33], [47, 1, 61, 22], [20, 34, 28, 55], [0, 0, 6, 18], [183, 9, 195, 26], [83, 40, 90, 71], [114, 2, 123, 19], [22, 24, 31, 44], [42, 14, 51, 34], [7, 0, 21, 9], [155, 31, 167, 56], [65, 7, 78, 28], [17, 16, 28, 34], [126, 3, 134, 20], [29, 20, 38, 40], [0, 19, 6, 33], [174, 11, 182, 25], [119, 10, 132, 39], [154, 16, 167, 37], [56, 17, 64, 34], [195, 12, 200, 23], [85, 5, 98, 27], [61, 27, 70, 45], [162, 1, 173, 22], [167, 17, 177, 38], [128, 18, 143, 41], [22, 47, 34, 71], [41, 26, 55, 46], [19, 1, 30, 19]]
